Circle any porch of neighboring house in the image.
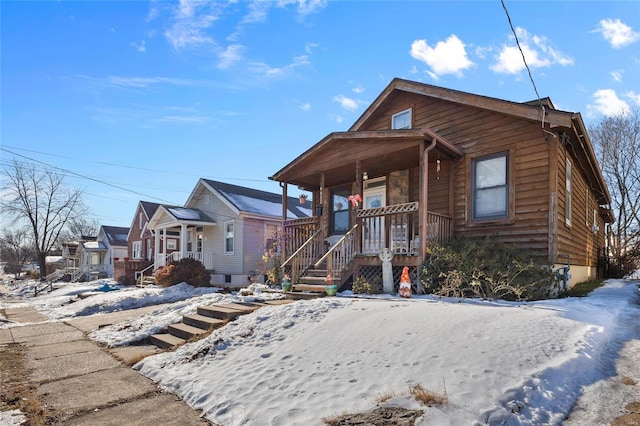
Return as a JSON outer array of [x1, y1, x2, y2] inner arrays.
[[134, 222, 216, 285], [74, 243, 109, 282], [274, 129, 462, 294]]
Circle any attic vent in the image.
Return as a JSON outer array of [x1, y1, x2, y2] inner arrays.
[[205, 194, 210, 204]]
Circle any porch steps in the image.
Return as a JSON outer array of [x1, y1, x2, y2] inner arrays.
[[137, 276, 156, 287], [149, 299, 295, 350]]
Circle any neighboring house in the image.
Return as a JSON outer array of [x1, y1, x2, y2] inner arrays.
[[270, 78, 613, 290], [116, 201, 163, 284], [75, 226, 129, 281], [144, 179, 310, 287]]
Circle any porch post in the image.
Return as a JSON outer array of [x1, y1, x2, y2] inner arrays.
[[355, 161, 363, 254], [420, 138, 437, 294], [281, 182, 288, 265], [154, 228, 160, 269], [180, 223, 188, 261]]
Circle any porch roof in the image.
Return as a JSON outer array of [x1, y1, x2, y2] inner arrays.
[[148, 205, 217, 229], [270, 128, 462, 189]]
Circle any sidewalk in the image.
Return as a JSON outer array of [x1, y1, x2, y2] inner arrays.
[[1, 305, 212, 425]]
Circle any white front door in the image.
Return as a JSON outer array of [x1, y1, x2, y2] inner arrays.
[[362, 179, 386, 254]]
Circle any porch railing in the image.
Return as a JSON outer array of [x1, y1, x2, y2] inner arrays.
[[357, 202, 452, 255], [283, 216, 320, 259], [314, 224, 358, 275], [281, 228, 325, 284]]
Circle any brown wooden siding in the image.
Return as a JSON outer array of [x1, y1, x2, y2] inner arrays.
[[556, 145, 604, 267]]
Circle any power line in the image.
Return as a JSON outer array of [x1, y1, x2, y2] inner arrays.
[[1, 148, 180, 205], [500, 0, 543, 106]]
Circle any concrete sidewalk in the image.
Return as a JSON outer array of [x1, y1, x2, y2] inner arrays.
[[1, 306, 212, 425]]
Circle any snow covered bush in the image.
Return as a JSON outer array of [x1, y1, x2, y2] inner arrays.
[[154, 258, 211, 288], [420, 238, 558, 301]]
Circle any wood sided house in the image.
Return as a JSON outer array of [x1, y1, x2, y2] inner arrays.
[[130, 179, 310, 287], [65, 226, 129, 282], [270, 78, 613, 292]]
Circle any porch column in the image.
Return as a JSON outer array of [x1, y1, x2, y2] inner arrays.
[[281, 182, 288, 265], [154, 228, 160, 269], [355, 161, 363, 254], [180, 223, 188, 260], [419, 139, 437, 294]]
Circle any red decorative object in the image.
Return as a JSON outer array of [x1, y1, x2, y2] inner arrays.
[[299, 194, 308, 204], [348, 194, 362, 208]]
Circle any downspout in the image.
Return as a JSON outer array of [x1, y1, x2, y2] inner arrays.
[[419, 137, 437, 294], [280, 181, 287, 265]]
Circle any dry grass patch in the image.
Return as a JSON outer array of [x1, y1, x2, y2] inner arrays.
[[375, 391, 398, 404], [622, 376, 637, 386], [0, 343, 58, 425], [410, 384, 448, 406]]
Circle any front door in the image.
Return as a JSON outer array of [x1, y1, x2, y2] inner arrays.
[[362, 178, 386, 254]]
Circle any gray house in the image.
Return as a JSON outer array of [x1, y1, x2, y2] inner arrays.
[[147, 179, 310, 287]]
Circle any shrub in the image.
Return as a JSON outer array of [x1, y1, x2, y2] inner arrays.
[[420, 237, 559, 301], [154, 258, 210, 287], [352, 275, 383, 294]]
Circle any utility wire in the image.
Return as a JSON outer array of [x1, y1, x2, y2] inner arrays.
[[1, 147, 180, 205], [500, 0, 543, 107]]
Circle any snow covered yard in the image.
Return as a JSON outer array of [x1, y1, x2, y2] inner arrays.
[[1, 277, 639, 425]]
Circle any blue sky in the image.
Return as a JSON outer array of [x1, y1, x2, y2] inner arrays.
[[2, 1, 639, 228]]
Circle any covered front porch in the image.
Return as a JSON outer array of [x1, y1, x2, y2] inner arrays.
[[271, 128, 463, 288], [147, 206, 218, 271]]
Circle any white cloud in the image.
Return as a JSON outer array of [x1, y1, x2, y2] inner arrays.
[[106, 76, 197, 88], [410, 34, 473, 78], [131, 40, 146, 53], [305, 42, 319, 54], [627, 91, 640, 106], [595, 18, 640, 49], [610, 70, 623, 82], [491, 27, 573, 75], [333, 95, 359, 111], [588, 89, 630, 117], [164, 0, 222, 50], [242, 1, 269, 24], [352, 85, 364, 94], [299, 103, 311, 111], [217, 44, 243, 70], [277, 0, 328, 16], [328, 113, 343, 124], [248, 55, 310, 77]]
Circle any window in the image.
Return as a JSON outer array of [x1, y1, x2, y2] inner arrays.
[[265, 224, 281, 254], [196, 227, 203, 252], [224, 221, 234, 254], [146, 239, 152, 260], [331, 188, 350, 234], [187, 229, 193, 252], [392, 108, 412, 129], [166, 239, 177, 250], [472, 152, 509, 220], [139, 212, 143, 229], [205, 194, 210, 204], [565, 159, 572, 225], [132, 241, 142, 259]]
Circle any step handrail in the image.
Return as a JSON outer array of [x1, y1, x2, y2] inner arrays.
[[314, 224, 358, 273], [135, 263, 155, 285], [281, 228, 323, 268]]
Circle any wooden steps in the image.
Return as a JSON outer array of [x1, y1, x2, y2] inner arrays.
[[150, 299, 295, 350]]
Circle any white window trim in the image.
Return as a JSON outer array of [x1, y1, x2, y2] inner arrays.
[[224, 220, 235, 255], [565, 159, 572, 226], [132, 241, 142, 259], [391, 108, 412, 130], [471, 152, 509, 221]]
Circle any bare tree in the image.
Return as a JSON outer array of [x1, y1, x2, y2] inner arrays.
[[590, 109, 640, 275], [59, 216, 100, 243], [1, 160, 87, 279], [0, 228, 35, 277]]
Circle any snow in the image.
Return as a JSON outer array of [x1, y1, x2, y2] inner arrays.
[[220, 191, 302, 219], [1, 277, 639, 425]]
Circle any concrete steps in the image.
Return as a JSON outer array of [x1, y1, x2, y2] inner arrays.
[[150, 299, 294, 350]]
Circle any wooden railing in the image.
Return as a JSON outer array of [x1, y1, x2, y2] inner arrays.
[[283, 216, 320, 259], [357, 203, 452, 255], [281, 228, 325, 284], [426, 211, 453, 244], [314, 224, 358, 275]]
